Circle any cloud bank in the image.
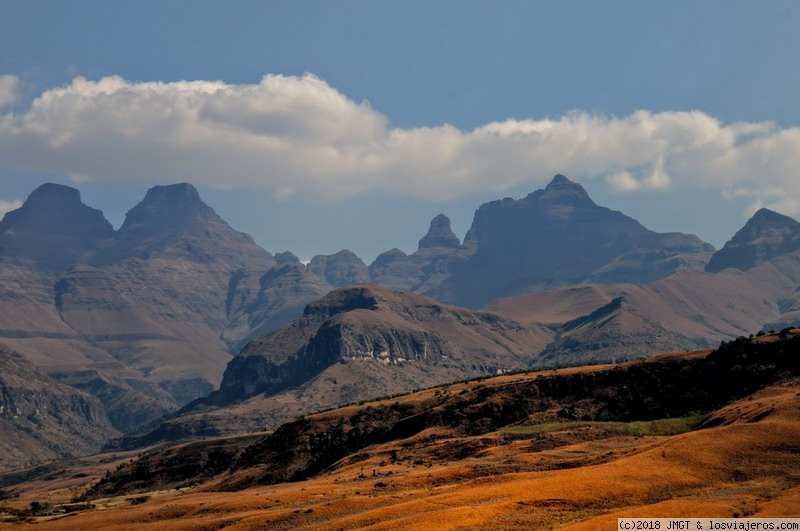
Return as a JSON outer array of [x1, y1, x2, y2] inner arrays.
[[0, 75, 21, 107], [0, 74, 798, 215]]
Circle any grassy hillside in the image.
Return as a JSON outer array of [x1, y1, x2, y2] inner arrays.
[[2, 330, 799, 528]]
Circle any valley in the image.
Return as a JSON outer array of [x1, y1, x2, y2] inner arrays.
[[1, 331, 798, 528]]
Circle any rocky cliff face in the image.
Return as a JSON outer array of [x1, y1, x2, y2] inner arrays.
[[430, 175, 714, 308], [222, 263, 332, 352], [417, 213, 461, 250], [197, 283, 552, 410], [0, 344, 118, 472], [705, 208, 800, 273]]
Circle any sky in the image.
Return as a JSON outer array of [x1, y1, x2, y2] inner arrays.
[[2, 1, 800, 262]]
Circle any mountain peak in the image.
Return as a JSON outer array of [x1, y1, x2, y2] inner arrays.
[[539, 174, 593, 205], [748, 208, 799, 229], [0, 183, 114, 272], [549, 173, 571, 185], [110, 183, 273, 267], [134, 183, 210, 216], [118, 183, 217, 234], [275, 251, 301, 265], [25, 182, 83, 205], [705, 208, 800, 273], [431, 174, 712, 308], [418, 214, 461, 250]]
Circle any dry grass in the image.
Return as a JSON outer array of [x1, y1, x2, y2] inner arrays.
[[3, 378, 800, 530]]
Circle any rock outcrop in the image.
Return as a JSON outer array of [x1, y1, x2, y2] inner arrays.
[[369, 214, 463, 293], [417, 213, 461, 250], [194, 283, 552, 410], [705, 208, 800, 273], [307, 249, 370, 288]]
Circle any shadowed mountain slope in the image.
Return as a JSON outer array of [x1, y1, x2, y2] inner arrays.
[[0, 184, 114, 273], [534, 296, 697, 366], [430, 175, 714, 308], [0, 344, 118, 473], [706, 207, 800, 273], [486, 208, 800, 360], [369, 213, 463, 293], [0, 183, 331, 447]]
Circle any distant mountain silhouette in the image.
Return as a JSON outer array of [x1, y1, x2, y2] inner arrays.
[[705, 208, 800, 273], [0, 183, 114, 273], [308, 249, 370, 288], [418, 213, 461, 250], [369, 213, 463, 293], [430, 174, 714, 308]]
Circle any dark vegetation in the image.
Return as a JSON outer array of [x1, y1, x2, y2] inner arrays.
[[86, 330, 800, 497]]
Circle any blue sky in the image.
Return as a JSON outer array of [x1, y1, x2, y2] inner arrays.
[[2, 1, 799, 261]]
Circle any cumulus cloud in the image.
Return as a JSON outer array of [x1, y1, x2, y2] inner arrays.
[[0, 199, 22, 219], [0, 75, 21, 107], [0, 73, 799, 216]]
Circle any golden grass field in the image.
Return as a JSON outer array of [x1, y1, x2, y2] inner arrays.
[[2, 371, 799, 530]]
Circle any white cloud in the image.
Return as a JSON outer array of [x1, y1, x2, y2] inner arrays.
[[606, 171, 639, 192], [0, 75, 21, 107], [1, 73, 800, 217], [0, 198, 22, 219]]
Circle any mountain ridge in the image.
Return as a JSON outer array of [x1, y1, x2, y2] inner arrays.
[[2, 176, 800, 473], [427, 174, 715, 308]]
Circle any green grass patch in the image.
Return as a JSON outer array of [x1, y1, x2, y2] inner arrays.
[[499, 414, 705, 438]]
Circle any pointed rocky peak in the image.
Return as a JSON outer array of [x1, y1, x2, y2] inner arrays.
[[706, 208, 800, 273], [119, 183, 216, 233], [418, 214, 461, 250], [537, 174, 594, 206], [732, 208, 800, 244], [430, 174, 712, 308], [275, 251, 301, 265], [109, 183, 274, 268]]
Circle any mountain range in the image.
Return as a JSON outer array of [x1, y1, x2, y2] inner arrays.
[[1, 174, 800, 471]]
